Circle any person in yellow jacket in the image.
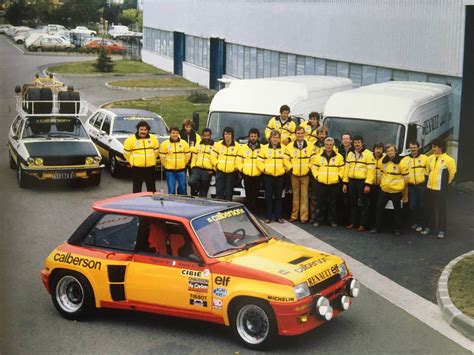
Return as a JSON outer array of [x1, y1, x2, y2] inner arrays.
[[299, 111, 320, 145], [420, 138, 456, 239], [159, 127, 191, 195], [369, 143, 385, 228], [258, 130, 292, 223], [211, 127, 240, 201], [370, 144, 408, 236], [400, 141, 429, 232], [188, 128, 214, 197], [287, 127, 314, 223], [264, 104, 296, 145], [311, 137, 345, 227], [123, 120, 160, 193], [342, 135, 376, 232], [237, 128, 263, 211]]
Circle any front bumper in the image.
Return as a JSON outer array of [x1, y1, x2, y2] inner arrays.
[[271, 275, 354, 336], [40, 269, 50, 294], [22, 164, 104, 181]]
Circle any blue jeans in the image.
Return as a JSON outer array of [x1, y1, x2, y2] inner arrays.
[[408, 184, 425, 226], [166, 170, 187, 195]]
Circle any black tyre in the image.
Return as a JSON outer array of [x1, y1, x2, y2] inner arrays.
[[109, 153, 121, 178], [40, 87, 53, 114], [24, 88, 41, 114], [17, 165, 29, 188], [51, 270, 95, 320], [89, 172, 101, 186], [230, 298, 278, 350], [9, 150, 17, 169]]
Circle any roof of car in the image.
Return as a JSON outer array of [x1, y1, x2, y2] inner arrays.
[[92, 193, 242, 219], [103, 108, 160, 117]]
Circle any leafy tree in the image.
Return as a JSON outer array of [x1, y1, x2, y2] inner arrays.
[[103, 4, 120, 25], [94, 49, 115, 72], [53, 0, 101, 28], [6, 0, 35, 26]]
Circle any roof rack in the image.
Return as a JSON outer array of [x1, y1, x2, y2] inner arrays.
[[16, 97, 89, 117]]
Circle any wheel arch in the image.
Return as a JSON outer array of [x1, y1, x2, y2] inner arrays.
[[226, 295, 272, 326], [49, 267, 99, 308]]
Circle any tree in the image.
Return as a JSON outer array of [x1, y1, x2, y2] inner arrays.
[[53, 0, 101, 28], [6, 0, 35, 26], [94, 49, 114, 72], [103, 4, 120, 25]]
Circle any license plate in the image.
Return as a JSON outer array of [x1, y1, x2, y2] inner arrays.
[[53, 171, 75, 180]]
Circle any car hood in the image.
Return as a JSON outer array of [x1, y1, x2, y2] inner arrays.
[[222, 239, 345, 285], [24, 141, 98, 157]]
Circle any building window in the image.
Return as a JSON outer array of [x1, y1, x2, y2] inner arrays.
[[376, 67, 392, 82], [184, 34, 210, 69], [143, 27, 173, 57]]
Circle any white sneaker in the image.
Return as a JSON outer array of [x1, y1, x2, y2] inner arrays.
[[411, 224, 418, 230], [437, 231, 445, 239], [420, 228, 431, 236], [415, 226, 423, 232]]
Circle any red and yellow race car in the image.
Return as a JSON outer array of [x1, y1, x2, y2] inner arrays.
[[41, 193, 360, 349]]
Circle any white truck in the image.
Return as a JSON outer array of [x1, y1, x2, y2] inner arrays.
[[205, 75, 353, 198], [323, 81, 453, 155]]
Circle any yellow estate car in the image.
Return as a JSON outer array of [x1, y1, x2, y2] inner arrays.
[[41, 193, 360, 349]]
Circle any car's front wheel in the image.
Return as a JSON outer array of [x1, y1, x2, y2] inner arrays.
[[9, 150, 17, 169], [230, 298, 278, 350], [51, 271, 95, 320], [109, 153, 120, 177], [17, 165, 29, 188], [89, 172, 101, 186]]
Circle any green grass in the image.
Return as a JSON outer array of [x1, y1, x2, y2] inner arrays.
[[48, 60, 167, 75], [108, 76, 200, 88], [448, 254, 474, 318], [103, 95, 213, 130]]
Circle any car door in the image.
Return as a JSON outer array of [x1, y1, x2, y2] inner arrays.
[[126, 218, 212, 313], [9, 115, 23, 163]]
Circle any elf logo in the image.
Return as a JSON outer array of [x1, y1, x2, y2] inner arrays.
[[214, 276, 230, 286]]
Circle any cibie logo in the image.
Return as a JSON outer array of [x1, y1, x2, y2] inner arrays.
[[181, 269, 202, 277], [213, 288, 227, 298], [53, 253, 101, 270]]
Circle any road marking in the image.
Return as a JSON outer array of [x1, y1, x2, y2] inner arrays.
[[270, 222, 474, 352], [5, 38, 25, 54]]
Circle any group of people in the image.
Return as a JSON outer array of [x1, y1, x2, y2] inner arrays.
[[123, 105, 457, 239]]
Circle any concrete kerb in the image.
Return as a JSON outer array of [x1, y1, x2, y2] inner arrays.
[[437, 250, 474, 341], [104, 80, 205, 92]]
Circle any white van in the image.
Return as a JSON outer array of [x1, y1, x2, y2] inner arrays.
[[207, 75, 353, 143], [323, 81, 453, 155]]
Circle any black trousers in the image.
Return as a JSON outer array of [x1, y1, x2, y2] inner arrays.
[[188, 168, 213, 197], [131, 166, 156, 193], [376, 191, 402, 231], [369, 185, 381, 228], [243, 174, 262, 211], [215, 170, 237, 201], [316, 182, 339, 224], [348, 179, 370, 228], [263, 174, 284, 220], [425, 188, 448, 232]]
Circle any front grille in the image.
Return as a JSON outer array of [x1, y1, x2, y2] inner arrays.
[[42, 156, 86, 166], [309, 274, 342, 295]]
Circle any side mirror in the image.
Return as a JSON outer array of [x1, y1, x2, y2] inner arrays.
[[192, 112, 200, 131], [12, 135, 19, 140], [406, 123, 418, 149], [14, 85, 21, 94]]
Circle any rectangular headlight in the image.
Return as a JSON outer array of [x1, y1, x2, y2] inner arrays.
[[294, 282, 311, 300], [339, 263, 348, 278]]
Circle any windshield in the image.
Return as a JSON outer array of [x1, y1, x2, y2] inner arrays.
[[22, 117, 88, 139], [324, 117, 405, 152], [191, 207, 269, 257], [113, 116, 168, 135], [208, 112, 273, 144]]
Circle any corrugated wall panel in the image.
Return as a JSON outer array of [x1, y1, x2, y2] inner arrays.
[[144, 0, 465, 77]]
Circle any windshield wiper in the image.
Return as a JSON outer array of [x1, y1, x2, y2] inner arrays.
[[242, 238, 269, 250], [212, 246, 245, 256], [48, 133, 79, 138], [24, 134, 49, 139], [114, 130, 133, 134]]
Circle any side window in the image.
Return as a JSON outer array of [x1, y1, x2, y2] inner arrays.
[[88, 112, 99, 126], [15, 118, 24, 137], [93, 113, 105, 129], [102, 115, 111, 134], [83, 214, 139, 252], [136, 218, 200, 261], [11, 115, 21, 136]]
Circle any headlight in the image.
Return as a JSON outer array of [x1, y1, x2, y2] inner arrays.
[[293, 282, 310, 300], [34, 158, 43, 166], [340, 295, 351, 310], [93, 156, 101, 164], [338, 263, 348, 278], [315, 296, 330, 318], [85, 157, 94, 165], [27, 157, 34, 165], [346, 278, 361, 298]]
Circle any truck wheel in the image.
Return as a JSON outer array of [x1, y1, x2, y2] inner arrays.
[[9, 150, 17, 169], [51, 270, 95, 320], [230, 298, 278, 350], [89, 172, 101, 186], [109, 153, 120, 177], [17, 165, 29, 188]]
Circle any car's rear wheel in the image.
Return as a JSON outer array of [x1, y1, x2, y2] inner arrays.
[[51, 271, 95, 320], [9, 150, 17, 169], [230, 298, 278, 350], [109, 153, 121, 177]]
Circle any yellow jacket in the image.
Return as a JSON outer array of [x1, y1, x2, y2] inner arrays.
[[257, 144, 291, 177], [343, 148, 376, 185], [190, 140, 214, 170], [159, 139, 191, 171], [379, 156, 409, 193], [373, 155, 385, 186], [237, 143, 263, 177], [311, 150, 345, 185], [299, 121, 318, 145], [264, 116, 296, 144], [123, 134, 159, 168], [426, 153, 456, 191], [401, 154, 429, 185], [211, 140, 240, 173], [286, 140, 314, 177]]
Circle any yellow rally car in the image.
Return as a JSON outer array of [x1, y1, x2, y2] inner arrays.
[[41, 193, 360, 349]]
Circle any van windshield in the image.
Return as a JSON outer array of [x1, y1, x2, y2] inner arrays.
[[324, 117, 405, 152], [208, 112, 273, 144]]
